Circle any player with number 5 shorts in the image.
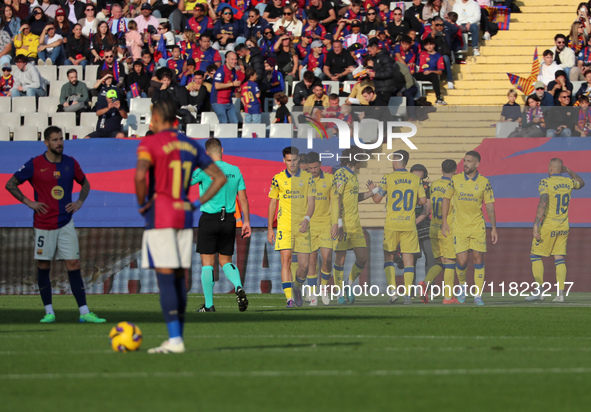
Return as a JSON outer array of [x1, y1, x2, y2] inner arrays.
[[441, 151, 497, 306], [527, 158, 584, 303]]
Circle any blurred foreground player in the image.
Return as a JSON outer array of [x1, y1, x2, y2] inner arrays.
[[135, 101, 226, 353], [441, 151, 497, 306], [190, 138, 251, 312], [5, 126, 105, 324], [527, 158, 584, 302]]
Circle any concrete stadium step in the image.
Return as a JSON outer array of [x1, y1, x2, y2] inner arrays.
[[456, 72, 525, 81], [483, 39, 552, 47], [520, 0, 580, 6], [453, 79, 521, 89], [475, 55, 546, 64], [426, 112, 499, 122], [479, 46, 553, 56], [492, 31, 558, 40], [456, 64, 541, 73], [507, 22, 571, 31], [436, 95, 510, 105], [415, 127, 493, 137], [447, 89, 515, 97]]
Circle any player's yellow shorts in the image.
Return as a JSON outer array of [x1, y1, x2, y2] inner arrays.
[[431, 230, 456, 260], [334, 226, 366, 251], [310, 220, 333, 251], [275, 227, 312, 253], [530, 226, 568, 257], [383, 228, 419, 254], [454, 230, 487, 254]]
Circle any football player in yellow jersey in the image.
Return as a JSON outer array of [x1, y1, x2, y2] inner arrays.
[[418, 160, 459, 304], [371, 150, 427, 305], [442, 151, 497, 306], [331, 148, 375, 304], [526, 158, 584, 303], [306, 152, 338, 306], [267, 147, 316, 308]]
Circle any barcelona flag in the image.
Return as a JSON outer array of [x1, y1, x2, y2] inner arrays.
[[507, 47, 539, 96], [154, 37, 170, 63], [130, 83, 140, 98]]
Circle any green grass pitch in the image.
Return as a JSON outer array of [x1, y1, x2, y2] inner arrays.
[[1, 293, 591, 411]]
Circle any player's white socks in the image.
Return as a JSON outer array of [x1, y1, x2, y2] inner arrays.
[[78, 305, 90, 315], [169, 337, 183, 345], [44, 304, 54, 315]]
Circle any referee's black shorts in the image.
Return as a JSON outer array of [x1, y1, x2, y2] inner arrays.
[[196, 212, 236, 255]]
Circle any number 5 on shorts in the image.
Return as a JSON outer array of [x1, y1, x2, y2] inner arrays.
[[37, 235, 44, 247]]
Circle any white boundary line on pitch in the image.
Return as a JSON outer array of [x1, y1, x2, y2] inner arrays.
[[2, 367, 591, 380]]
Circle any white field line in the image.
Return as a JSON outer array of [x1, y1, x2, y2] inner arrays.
[[2, 367, 591, 380]]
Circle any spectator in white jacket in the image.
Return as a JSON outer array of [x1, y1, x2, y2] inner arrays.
[[550, 34, 576, 80], [9, 54, 46, 97], [453, 0, 481, 56]]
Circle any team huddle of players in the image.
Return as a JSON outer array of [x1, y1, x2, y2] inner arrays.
[[267, 146, 585, 307]]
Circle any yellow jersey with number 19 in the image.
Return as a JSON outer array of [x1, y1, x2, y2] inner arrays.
[[378, 169, 426, 232], [332, 166, 361, 231], [443, 172, 494, 234], [269, 168, 316, 233], [539, 175, 581, 230], [429, 177, 453, 236]]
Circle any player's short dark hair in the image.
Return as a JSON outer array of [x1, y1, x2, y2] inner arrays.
[[401, 35, 412, 44], [465, 150, 481, 162], [307, 151, 320, 164], [66, 69, 78, 77], [361, 86, 374, 95], [195, 70, 204, 77], [200, 33, 212, 41], [283, 146, 299, 157], [205, 64, 217, 73], [235, 43, 248, 53], [555, 33, 566, 41], [250, 7, 260, 15], [274, 92, 288, 105], [152, 100, 175, 124], [543, 49, 554, 57], [579, 94, 590, 103], [172, 45, 180, 51], [142, 50, 152, 57], [44, 126, 62, 141], [393, 149, 409, 166], [423, 37, 436, 46], [329, 93, 339, 100], [245, 67, 256, 79], [441, 159, 457, 174], [447, 11, 458, 22], [299, 153, 308, 164], [159, 71, 172, 80], [205, 137, 222, 153], [303, 71, 315, 82]]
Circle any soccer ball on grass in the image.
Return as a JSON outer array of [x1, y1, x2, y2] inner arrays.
[[109, 322, 142, 352]]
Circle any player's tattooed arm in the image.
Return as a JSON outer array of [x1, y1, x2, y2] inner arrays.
[[485, 202, 498, 245], [532, 193, 549, 240], [5, 176, 48, 214], [66, 178, 91, 213], [563, 166, 585, 189]]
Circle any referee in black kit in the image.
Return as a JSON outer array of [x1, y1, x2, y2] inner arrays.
[[190, 138, 251, 312]]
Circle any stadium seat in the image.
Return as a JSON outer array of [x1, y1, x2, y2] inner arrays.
[[51, 112, 77, 129], [49, 80, 67, 98], [38, 96, 60, 113], [286, 97, 294, 112], [186, 123, 211, 138], [241, 123, 266, 138], [416, 81, 432, 98], [359, 119, 380, 144], [13, 126, 39, 141], [23, 113, 49, 129], [263, 98, 275, 112], [37, 65, 57, 82], [297, 123, 317, 139], [5, 113, 21, 131], [84, 65, 99, 82], [388, 96, 407, 118], [200, 112, 219, 130], [129, 97, 152, 114], [322, 80, 339, 94], [128, 124, 150, 137], [342, 80, 356, 94], [59, 65, 83, 82], [572, 81, 584, 94], [496, 121, 519, 138], [80, 112, 97, 128], [0, 125, 10, 141], [66, 125, 93, 140], [214, 123, 238, 138], [12, 96, 37, 113], [0, 96, 11, 112], [269, 124, 293, 138]]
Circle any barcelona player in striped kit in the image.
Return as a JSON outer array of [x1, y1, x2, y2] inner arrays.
[[135, 101, 226, 353], [5, 126, 105, 324]]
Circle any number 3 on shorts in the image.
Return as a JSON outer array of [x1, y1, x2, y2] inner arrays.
[[278, 230, 283, 240], [37, 235, 44, 248]]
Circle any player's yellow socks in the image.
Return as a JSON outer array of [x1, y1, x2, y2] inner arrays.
[[425, 263, 444, 284], [348, 261, 365, 284], [333, 265, 344, 288], [307, 273, 318, 295], [555, 258, 566, 291], [443, 264, 455, 299], [320, 270, 331, 286], [384, 261, 396, 289], [403, 267, 414, 296], [530, 254, 544, 286], [456, 262, 467, 284], [474, 263, 485, 296], [290, 260, 298, 282], [282, 282, 293, 300]]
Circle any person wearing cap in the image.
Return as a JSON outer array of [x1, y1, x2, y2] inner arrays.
[[321, 33, 333, 54], [185, 3, 211, 38], [124, 59, 151, 100], [340, 20, 368, 51], [0, 28, 12, 67], [9, 54, 46, 98], [235, 43, 265, 84], [531, 81, 555, 109], [85, 88, 127, 139], [62, 0, 87, 26], [64, 23, 90, 67], [0, 64, 14, 96], [134, 3, 160, 34], [299, 40, 325, 80], [377, 0, 395, 25], [547, 70, 574, 106], [13, 24, 40, 62], [262, 57, 285, 100]]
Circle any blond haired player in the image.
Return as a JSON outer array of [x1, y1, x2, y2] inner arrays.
[[441, 151, 497, 306], [268, 146, 316, 308], [526, 158, 584, 302], [371, 150, 427, 304], [418, 159, 459, 304]]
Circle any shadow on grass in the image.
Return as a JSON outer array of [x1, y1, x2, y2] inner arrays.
[[212, 341, 362, 352]]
